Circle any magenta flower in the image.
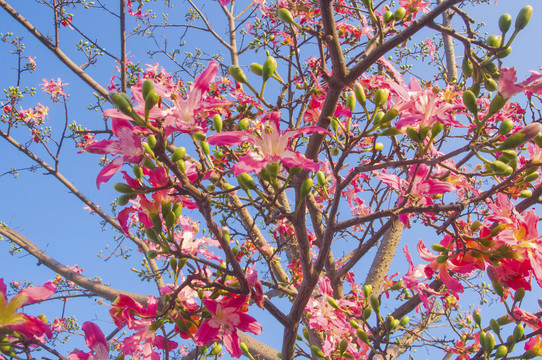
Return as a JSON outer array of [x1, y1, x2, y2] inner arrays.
[[378, 163, 456, 226], [194, 294, 262, 358], [207, 111, 331, 176], [68, 322, 108, 360], [0, 279, 56, 341], [85, 118, 143, 188], [498, 67, 542, 100]]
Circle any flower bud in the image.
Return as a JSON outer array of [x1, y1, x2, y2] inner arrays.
[[495, 345, 508, 358], [210, 344, 223, 356], [193, 132, 206, 141], [383, 10, 393, 23], [110, 92, 133, 116], [146, 250, 158, 259], [499, 13, 512, 34], [490, 319, 501, 335], [484, 77, 498, 92], [499, 119, 514, 135], [339, 339, 348, 353], [302, 327, 310, 340], [118, 194, 136, 206], [327, 297, 341, 310], [238, 118, 250, 130], [114, 183, 135, 194], [354, 83, 366, 105], [171, 147, 186, 162], [489, 93, 506, 116], [240, 342, 250, 355], [144, 91, 160, 118], [278, 8, 295, 25], [300, 177, 313, 199], [262, 56, 277, 82], [249, 63, 263, 76], [310, 345, 326, 358], [373, 89, 389, 108], [370, 295, 380, 312], [141, 79, 154, 100], [346, 91, 356, 112], [212, 114, 223, 132], [363, 284, 372, 299], [357, 329, 369, 343], [393, 7, 406, 21], [484, 332, 496, 352], [487, 34, 501, 48], [490, 160, 513, 176], [519, 190, 532, 198], [238, 173, 257, 191], [229, 65, 248, 84], [146, 227, 160, 243], [316, 171, 326, 186], [513, 323, 524, 341], [462, 90, 478, 115], [515, 287, 525, 302], [133, 164, 143, 180], [200, 141, 209, 156], [515, 5, 533, 32], [473, 311, 481, 326], [363, 306, 372, 320], [381, 108, 399, 125], [400, 316, 409, 326], [462, 57, 473, 77]]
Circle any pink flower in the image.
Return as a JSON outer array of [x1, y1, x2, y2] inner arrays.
[[68, 322, 108, 360], [0, 278, 56, 340], [207, 111, 331, 175], [40, 78, 69, 98], [378, 164, 456, 226], [498, 67, 542, 100], [194, 294, 262, 358], [85, 118, 143, 188]]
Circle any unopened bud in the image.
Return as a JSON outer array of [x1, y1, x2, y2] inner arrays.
[[515, 5, 533, 32], [229, 65, 248, 84], [499, 13, 512, 34]]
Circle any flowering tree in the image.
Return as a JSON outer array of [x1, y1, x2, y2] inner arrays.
[[1, 0, 542, 359]]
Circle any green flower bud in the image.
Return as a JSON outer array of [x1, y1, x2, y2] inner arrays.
[[114, 183, 135, 194], [363, 306, 372, 320], [354, 83, 366, 105], [374, 142, 384, 151], [147, 134, 157, 149], [302, 327, 310, 340], [496, 46, 512, 58], [514, 323, 524, 341], [240, 342, 250, 355], [169, 257, 178, 271], [238, 118, 250, 130], [171, 147, 186, 162], [133, 164, 143, 180], [489, 93, 506, 116], [144, 91, 160, 117], [518, 189, 532, 198], [383, 10, 393, 23], [146, 250, 158, 259], [262, 56, 277, 82], [357, 329, 369, 343], [406, 127, 420, 142], [145, 227, 160, 243], [485, 77, 498, 92], [431, 122, 444, 138], [110, 92, 133, 116], [524, 172, 539, 183], [374, 89, 389, 107], [141, 79, 155, 100], [487, 34, 501, 48], [495, 345, 508, 358], [339, 338, 348, 353], [498, 150, 517, 164], [499, 13, 512, 34], [400, 316, 410, 326], [212, 114, 223, 132], [393, 7, 406, 21], [316, 171, 326, 186], [327, 297, 341, 310], [485, 332, 496, 352], [370, 295, 380, 312], [380, 108, 399, 124], [515, 5, 533, 32], [278, 8, 295, 25], [238, 173, 257, 191], [165, 211, 176, 229], [346, 91, 356, 112], [462, 57, 473, 77], [200, 141, 209, 156], [490, 160, 513, 176], [193, 132, 206, 141], [462, 90, 478, 115], [363, 284, 372, 299], [473, 311, 482, 326], [229, 65, 248, 84], [249, 63, 263, 76], [300, 177, 313, 199], [349, 319, 359, 329], [515, 287, 526, 302], [310, 345, 326, 358], [118, 194, 136, 206], [499, 119, 514, 135], [210, 344, 223, 355], [379, 128, 402, 136], [490, 319, 501, 335]]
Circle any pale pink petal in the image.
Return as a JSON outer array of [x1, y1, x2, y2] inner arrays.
[[222, 331, 242, 358], [82, 322, 108, 360], [232, 153, 268, 176], [235, 313, 262, 335], [19, 282, 56, 304], [279, 150, 320, 172]]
